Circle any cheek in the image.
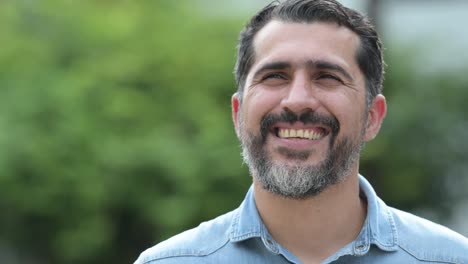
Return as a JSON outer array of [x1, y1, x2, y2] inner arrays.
[[323, 93, 366, 134], [243, 89, 282, 125]]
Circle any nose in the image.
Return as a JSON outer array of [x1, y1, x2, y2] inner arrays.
[[281, 74, 319, 114]]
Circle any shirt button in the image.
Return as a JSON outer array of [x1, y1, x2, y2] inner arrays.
[[263, 238, 278, 253], [354, 243, 368, 256]]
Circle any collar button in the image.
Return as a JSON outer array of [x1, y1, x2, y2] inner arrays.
[[354, 243, 369, 256]]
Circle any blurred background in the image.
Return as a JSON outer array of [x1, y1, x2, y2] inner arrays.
[[1, 0, 467, 263]]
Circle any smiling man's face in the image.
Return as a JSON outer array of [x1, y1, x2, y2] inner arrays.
[[232, 20, 379, 198]]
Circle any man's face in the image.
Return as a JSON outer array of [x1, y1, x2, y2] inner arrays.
[[232, 21, 385, 199]]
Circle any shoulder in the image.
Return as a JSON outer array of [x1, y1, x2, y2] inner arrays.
[[134, 209, 237, 264], [390, 207, 468, 263]]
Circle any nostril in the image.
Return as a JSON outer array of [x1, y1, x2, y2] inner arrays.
[[281, 93, 319, 114], [283, 107, 314, 121]]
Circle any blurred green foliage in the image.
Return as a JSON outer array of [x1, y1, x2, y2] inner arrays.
[[0, 1, 466, 264]]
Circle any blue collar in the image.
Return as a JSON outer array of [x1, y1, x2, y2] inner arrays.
[[229, 184, 281, 253], [228, 175, 399, 255]]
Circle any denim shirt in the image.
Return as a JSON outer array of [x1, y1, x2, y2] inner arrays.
[[135, 176, 468, 263]]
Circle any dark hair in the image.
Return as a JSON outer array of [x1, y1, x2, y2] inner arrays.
[[234, 0, 384, 106]]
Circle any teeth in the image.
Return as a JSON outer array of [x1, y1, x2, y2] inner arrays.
[[297, 129, 303, 137], [290, 130, 296, 137], [278, 128, 325, 140]]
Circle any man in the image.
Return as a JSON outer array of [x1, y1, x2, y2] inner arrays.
[[135, 0, 468, 263]]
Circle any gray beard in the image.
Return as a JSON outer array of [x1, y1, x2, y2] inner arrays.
[[240, 129, 364, 200]]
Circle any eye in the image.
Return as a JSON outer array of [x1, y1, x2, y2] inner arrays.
[[317, 73, 342, 82], [262, 73, 287, 81], [315, 73, 344, 86], [258, 72, 289, 87]]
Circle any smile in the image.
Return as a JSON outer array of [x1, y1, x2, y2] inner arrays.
[[275, 127, 328, 140]]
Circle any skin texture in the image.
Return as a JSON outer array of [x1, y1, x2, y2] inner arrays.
[[231, 21, 387, 263]]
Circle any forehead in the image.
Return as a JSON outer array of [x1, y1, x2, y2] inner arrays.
[[250, 20, 361, 76]]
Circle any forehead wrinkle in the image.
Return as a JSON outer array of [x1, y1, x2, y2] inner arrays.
[[250, 20, 362, 79]]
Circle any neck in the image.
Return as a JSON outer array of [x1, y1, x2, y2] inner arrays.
[[253, 170, 366, 263]]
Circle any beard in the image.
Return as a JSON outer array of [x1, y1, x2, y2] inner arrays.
[[240, 110, 365, 199]]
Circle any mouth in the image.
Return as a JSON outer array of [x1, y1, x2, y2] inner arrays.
[[272, 125, 329, 140]]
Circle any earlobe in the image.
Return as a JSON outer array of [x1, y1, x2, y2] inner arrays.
[[364, 94, 387, 141], [231, 93, 240, 137]]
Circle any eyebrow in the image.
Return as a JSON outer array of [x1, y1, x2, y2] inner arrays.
[[251, 60, 354, 82], [307, 60, 354, 81]]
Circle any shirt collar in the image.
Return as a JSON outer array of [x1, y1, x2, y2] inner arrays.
[[229, 185, 281, 254], [229, 185, 263, 242], [358, 175, 399, 252], [229, 175, 399, 253]]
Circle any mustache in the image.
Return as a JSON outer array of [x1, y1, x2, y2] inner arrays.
[[260, 109, 340, 140]]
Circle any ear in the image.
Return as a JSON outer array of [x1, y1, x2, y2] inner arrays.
[[231, 93, 241, 137], [363, 94, 387, 142]]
